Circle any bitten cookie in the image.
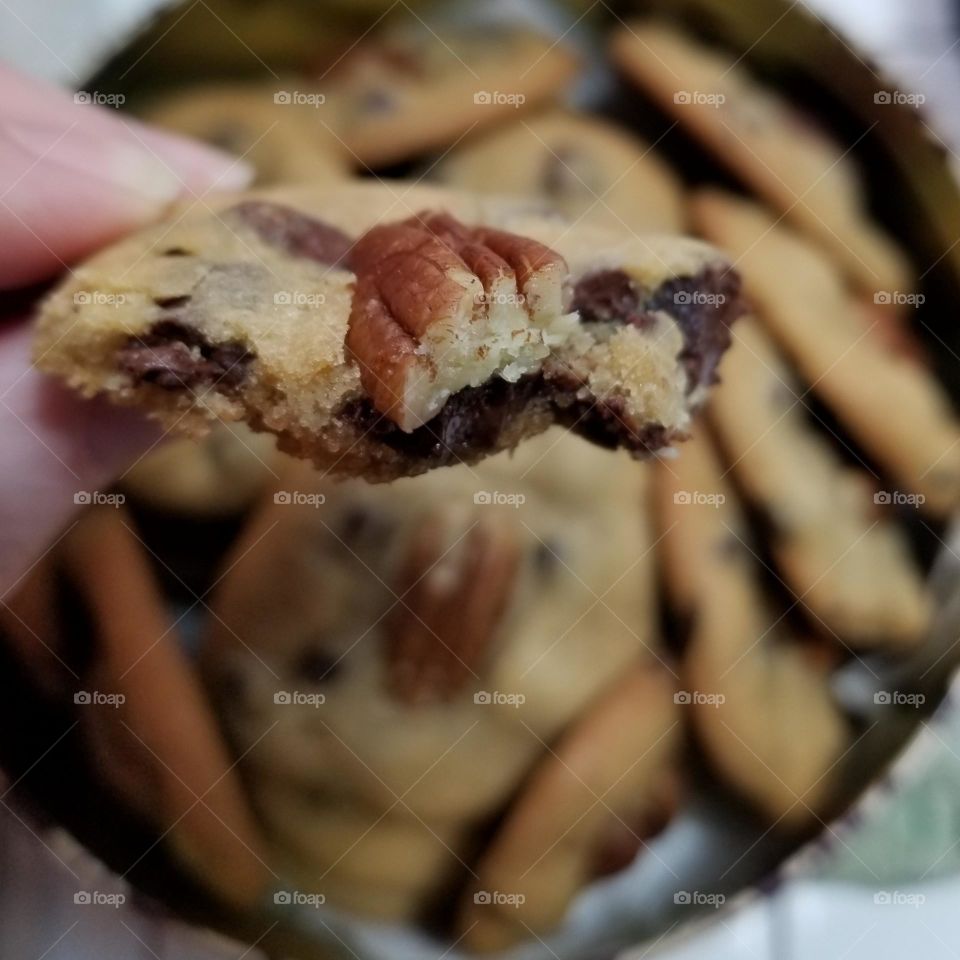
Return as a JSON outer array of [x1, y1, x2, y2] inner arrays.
[[710, 320, 930, 649], [35, 181, 744, 482], [201, 430, 660, 921], [457, 664, 680, 953], [610, 20, 911, 296], [654, 430, 851, 825], [142, 83, 349, 185], [692, 189, 960, 515], [318, 24, 578, 168], [433, 108, 685, 235]]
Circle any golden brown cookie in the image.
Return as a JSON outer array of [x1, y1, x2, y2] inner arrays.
[[691, 189, 960, 515], [201, 430, 660, 921], [610, 20, 912, 296], [709, 319, 930, 649], [35, 181, 744, 482], [58, 506, 269, 909], [141, 83, 349, 185], [654, 431, 851, 826], [319, 25, 579, 168], [457, 664, 680, 953], [433, 108, 685, 235]]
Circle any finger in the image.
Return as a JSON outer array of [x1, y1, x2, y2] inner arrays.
[[0, 323, 161, 598], [0, 64, 253, 290]]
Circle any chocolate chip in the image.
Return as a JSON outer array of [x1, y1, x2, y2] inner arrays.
[[161, 247, 191, 257], [118, 319, 254, 392], [644, 266, 744, 392], [153, 295, 192, 310], [293, 648, 341, 685], [227, 201, 352, 268], [572, 270, 654, 329]]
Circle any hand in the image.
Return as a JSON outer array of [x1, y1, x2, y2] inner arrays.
[[0, 65, 253, 596]]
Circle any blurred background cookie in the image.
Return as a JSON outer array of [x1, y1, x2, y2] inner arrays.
[[433, 108, 685, 234]]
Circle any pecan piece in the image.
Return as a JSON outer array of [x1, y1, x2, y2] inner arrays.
[[385, 516, 521, 705], [346, 212, 572, 432]]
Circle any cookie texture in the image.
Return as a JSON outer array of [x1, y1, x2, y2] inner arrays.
[[611, 20, 911, 296], [35, 181, 744, 481], [654, 429, 851, 825], [434, 108, 685, 235], [142, 83, 349, 185], [692, 189, 960, 515], [200, 431, 661, 922], [318, 25, 578, 167], [710, 320, 930, 649]]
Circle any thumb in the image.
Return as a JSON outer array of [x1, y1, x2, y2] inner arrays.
[[0, 64, 254, 290]]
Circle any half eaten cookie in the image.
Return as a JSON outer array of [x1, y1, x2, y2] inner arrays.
[[34, 181, 744, 480]]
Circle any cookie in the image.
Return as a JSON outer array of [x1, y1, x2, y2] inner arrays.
[[457, 664, 680, 953], [709, 319, 930, 649], [610, 20, 912, 296], [120, 423, 279, 516], [201, 430, 660, 920], [57, 506, 268, 909], [654, 431, 851, 824], [433, 108, 685, 235], [142, 83, 349, 185], [35, 181, 744, 482], [319, 24, 578, 168], [692, 189, 960, 515]]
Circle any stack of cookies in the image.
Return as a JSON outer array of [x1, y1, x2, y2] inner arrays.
[[7, 7, 958, 957]]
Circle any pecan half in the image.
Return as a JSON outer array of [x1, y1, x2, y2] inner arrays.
[[384, 516, 521, 705], [346, 212, 569, 432]]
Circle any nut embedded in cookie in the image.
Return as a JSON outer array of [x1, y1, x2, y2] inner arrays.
[[346, 212, 574, 431]]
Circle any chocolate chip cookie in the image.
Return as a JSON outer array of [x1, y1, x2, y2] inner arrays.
[[433, 108, 685, 235], [142, 83, 349, 185], [692, 189, 960, 515], [654, 429, 851, 825], [200, 430, 661, 921], [710, 320, 930, 649], [319, 24, 579, 168], [611, 20, 912, 296], [35, 181, 744, 482]]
